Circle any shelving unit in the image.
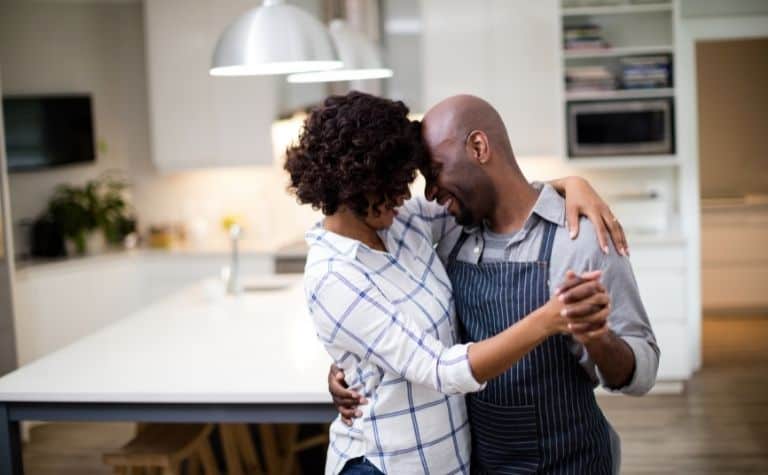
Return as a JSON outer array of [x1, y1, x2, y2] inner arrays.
[[566, 154, 680, 169], [563, 44, 673, 59], [560, 0, 676, 166], [561, 3, 672, 17], [565, 87, 674, 101]]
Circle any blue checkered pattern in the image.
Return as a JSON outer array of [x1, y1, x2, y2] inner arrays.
[[304, 198, 485, 475]]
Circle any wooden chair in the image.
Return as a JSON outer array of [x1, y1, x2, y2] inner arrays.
[[261, 423, 330, 475], [102, 423, 219, 475], [218, 423, 263, 475]]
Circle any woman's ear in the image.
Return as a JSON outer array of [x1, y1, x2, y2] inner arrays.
[[466, 130, 490, 164]]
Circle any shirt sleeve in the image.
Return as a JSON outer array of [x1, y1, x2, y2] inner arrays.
[[400, 195, 460, 245], [307, 263, 486, 395], [581, 243, 661, 396]]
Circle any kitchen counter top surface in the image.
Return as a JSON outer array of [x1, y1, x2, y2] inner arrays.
[[14, 238, 299, 273], [0, 274, 333, 404]]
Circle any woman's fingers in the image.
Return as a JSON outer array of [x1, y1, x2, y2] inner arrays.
[[579, 270, 602, 281], [603, 209, 629, 256], [566, 203, 581, 239], [588, 209, 611, 255], [555, 270, 602, 295], [567, 307, 611, 335]]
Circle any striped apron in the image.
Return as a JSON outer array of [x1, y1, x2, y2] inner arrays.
[[446, 221, 613, 474]]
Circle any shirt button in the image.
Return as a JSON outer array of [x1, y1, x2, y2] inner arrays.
[[473, 246, 480, 254]]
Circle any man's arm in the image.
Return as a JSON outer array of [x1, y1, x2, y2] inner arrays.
[[562, 239, 660, 395], [556, 270, 636, 389]]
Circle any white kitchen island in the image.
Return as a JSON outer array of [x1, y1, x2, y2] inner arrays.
[[0, 275, 336, 474]]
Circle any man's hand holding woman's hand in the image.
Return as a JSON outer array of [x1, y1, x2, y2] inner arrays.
[[551, 270, 611, 344], [540, 270, 610, 343]]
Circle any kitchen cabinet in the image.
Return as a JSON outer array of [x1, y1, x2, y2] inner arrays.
[[12, 251, 274, 366], [630, 240, 690, 381], [144, 0, 279, 171], [701, 203, 768, 312], [421, 0, 562, 157]]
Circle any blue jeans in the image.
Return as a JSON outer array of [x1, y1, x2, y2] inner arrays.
[[339, 457, 385, 475]]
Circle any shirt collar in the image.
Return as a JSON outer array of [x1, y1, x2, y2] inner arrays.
[[464, 183, 566, 237], [531, 183, 567, 227], [305, 221, 362, 261], [305, 220, 391, 261]]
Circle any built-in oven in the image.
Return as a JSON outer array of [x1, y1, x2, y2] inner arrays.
[[567, 98, 674, 157]]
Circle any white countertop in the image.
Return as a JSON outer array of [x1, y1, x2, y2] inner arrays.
[[0, 275, 333, 404]]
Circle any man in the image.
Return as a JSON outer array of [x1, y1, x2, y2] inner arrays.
[[331, 95, 659, 474]]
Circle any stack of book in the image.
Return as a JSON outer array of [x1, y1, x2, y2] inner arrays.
[[620, 56, 671, 89], [565, 66, 616, 92], [563, 24, 608, 50]]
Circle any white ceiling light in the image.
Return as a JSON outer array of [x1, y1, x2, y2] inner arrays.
[[286, 19, 393, 83], [210, 0, 343, 77]]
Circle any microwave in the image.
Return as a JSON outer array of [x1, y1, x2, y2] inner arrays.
[[567, 98, 674, 157]]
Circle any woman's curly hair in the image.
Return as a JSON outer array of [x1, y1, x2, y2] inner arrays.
[[284, 91, 423, 217]]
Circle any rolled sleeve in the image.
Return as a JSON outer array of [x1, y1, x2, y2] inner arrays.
[[438, 342, 487, 394], [598, 335, 660, 396], [572, 230, 660, 395], [308, 264, 485, 395]]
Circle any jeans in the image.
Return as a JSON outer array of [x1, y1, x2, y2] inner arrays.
[[339, 457, 385, 475]]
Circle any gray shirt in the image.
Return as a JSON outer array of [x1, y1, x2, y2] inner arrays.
[[433, 184, 660, 396]]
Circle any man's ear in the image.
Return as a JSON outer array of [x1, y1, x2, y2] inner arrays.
[[466, 130, 490, 164]]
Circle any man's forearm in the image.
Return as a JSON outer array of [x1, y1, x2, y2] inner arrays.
[[584, 330, 636, 389]]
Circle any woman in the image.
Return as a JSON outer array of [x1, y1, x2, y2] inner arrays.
[[285, 92, 616, 475]]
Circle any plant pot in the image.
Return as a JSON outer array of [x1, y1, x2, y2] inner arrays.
[[86, 231, 106, 255]]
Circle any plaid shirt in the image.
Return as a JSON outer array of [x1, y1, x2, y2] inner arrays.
[[304, 198, 485, 475]]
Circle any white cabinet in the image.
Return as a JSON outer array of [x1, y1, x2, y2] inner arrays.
[[701, 206, 768, 311], [630, 241, 690, 381], [144, 0, 279, 171], [421, 0, 562, 157], [13, 251, 274, 365], [13, 255, 142, 366]]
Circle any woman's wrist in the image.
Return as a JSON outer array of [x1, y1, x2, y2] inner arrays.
[[525, 306, 557, 341]]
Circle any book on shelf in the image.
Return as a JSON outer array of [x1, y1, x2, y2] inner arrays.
[[619, 55, 671, 89], [565, 65, 617, 92], [563, 24, 609, 50]]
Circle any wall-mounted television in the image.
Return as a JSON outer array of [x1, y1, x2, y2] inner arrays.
[[2, 95, 96, 172]]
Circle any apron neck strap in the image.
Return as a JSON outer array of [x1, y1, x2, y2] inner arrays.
[[537, 221, 558, 263], [447, 230, 472, 264]]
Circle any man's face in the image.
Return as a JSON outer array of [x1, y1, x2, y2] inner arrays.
[[421, 126, 492, 227]]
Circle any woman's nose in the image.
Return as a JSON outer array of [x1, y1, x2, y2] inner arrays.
[[425, 183, 438, 201]]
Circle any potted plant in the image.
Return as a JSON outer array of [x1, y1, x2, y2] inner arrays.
[[45, 172, 137, 255]]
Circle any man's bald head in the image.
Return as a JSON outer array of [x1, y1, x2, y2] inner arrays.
[[422, 94, 513, 159], [418, 95, 521, 226]]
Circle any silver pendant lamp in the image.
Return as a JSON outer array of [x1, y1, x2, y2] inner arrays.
[[286, 18, 393, 83], [210, 0, 343, 76]]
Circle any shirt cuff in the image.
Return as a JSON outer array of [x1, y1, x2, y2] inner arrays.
[[438, 342, 487, 394], [596, 335, 659, 396]]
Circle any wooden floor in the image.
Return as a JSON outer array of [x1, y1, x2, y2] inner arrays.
[[19, 316, 768, 474], [599, 315, 768, 474]]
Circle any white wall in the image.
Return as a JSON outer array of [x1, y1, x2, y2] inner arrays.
[[0, 0, 320, 256], [0, 1, 151, 254]]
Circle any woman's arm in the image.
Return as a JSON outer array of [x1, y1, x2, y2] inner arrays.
[[316, 266, 609, 397], [548, 176, 629, 256], [467, 271, 609, 382]]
